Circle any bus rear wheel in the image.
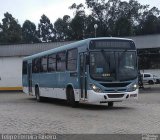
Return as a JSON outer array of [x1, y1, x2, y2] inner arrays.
[[67, 88, 78, 107]]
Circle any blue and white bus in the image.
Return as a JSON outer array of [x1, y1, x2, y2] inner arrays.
[[22, 37, 138, 107]]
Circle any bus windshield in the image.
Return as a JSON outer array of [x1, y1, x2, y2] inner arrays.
[[90, 51, 137, 81]]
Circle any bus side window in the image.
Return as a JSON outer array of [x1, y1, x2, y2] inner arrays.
[[48, 54, 56, 72], [67, 49, 78, 71], [57, 51, 66, 72], [32, 58, 40, 73], [40, 56, 48, 73]]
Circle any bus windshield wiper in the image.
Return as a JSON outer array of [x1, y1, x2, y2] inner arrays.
[[101, 49, 111, 72], [118, 49, 128, 62]]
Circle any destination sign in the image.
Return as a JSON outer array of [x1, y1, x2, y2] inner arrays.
[[89, 40, 135, 50]]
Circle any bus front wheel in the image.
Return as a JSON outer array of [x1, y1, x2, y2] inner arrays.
[[67, 88, 78, 107]]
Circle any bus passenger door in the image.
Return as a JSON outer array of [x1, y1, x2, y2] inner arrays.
[[79, 53, 87, 100], [27, 63, 32, 94]]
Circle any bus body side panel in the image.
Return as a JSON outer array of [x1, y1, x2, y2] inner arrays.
[[33, 73, 57, 98], [32, 73, 40, 96], [65, 72, 80, 101], [32, 72, 80, 100], [22, 75, 28, 94], [22, 60, 31, 95]]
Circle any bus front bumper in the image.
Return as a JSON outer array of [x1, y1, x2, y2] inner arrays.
[[87, 89, 138, 104]]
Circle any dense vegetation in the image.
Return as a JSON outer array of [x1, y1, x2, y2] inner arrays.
[[0, 0, 160, 44]]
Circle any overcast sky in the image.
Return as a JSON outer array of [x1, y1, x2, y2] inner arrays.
[[0, 0, 159, 26]]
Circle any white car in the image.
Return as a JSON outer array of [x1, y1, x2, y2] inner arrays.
[[154, 75, 160, 84], [141, 73, 156, 85]]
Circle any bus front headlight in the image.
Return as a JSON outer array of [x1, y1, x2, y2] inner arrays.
[[127, 82, 138, 92], [89, 84, 102, 93]]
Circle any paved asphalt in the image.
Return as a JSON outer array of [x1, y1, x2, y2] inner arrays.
[[0, 85, 159, 138]]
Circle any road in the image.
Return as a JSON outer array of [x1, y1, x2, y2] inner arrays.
[[0, 87, 160, 135]]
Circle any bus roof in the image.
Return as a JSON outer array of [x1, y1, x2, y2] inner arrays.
[[23, 37, 133, 61]]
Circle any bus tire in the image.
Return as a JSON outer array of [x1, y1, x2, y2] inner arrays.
[[68, 88, 78, 108], [108, 102, 114, 107], [35, 86, 42, 102]]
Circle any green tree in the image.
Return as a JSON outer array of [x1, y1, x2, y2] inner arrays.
[[69, 3, 87, 40], [114, 17, 132, 36], [0, 12, 22, 44], [85, 0, 160, 36], [85, 0, 111, 36], [0, 23, 3, 43], [136, 7, 160, 35], [141, 15, 159, 34], [85, 15, 96, 38], [22, 20, 39, 43], [70, 14, 85, 40], [38, 14, 55, 42], [54, 15, 71, 41], [110, 1, 134, 36], [158, 16, 160, 33]]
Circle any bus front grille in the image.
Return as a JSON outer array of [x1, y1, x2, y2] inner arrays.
[[108, 94, 124, 98], [105, 88, 126, 93], [101, 82, 130, 88]]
